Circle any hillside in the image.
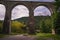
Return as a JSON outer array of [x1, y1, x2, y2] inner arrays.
[[14, 16, 51, 24], [15, 16, 51, 20]]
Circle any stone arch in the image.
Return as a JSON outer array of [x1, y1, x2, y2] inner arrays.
[[34, 5, 51, 16], [11, 2, 29, 11], [11, 4, 29, 20], [33, 4, 54, 33], [0, 1, 6, 5], [33, 4, 53, 15]]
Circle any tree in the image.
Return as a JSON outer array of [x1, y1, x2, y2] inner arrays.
[[54, 0, 60, 34]]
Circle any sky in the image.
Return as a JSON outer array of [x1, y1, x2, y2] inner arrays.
[[0, 4, 51, 20], [0, 4, 6, 20], [9, 0, 55, 2]]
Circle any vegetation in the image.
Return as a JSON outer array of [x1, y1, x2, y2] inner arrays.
[[0, 16, 52, 34], [36, 33, 60, 40], [11, 21, 27, 33], [54, 0, 60, 34]]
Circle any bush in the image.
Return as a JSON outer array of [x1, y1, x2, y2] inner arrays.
[[11, 21, 26, 33], [40, 20, 52, 33]]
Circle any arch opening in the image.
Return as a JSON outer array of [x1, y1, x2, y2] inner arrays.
[[34, 6, 51, 16], [34, 6, 52, 33], [11, 5, 29, 33], [0, 4, 6, 20], [11, 5, 29, 20]]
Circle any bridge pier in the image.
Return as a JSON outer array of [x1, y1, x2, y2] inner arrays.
[[28, 3, 36, 34], [2, 3, 11, 34]]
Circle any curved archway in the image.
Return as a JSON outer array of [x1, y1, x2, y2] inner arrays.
[[11, 5, 29, 20], [34, 6, 52, 33], [34, 6, 51, 16], [0, 4, 6, 20], [11, 5, 29, 33]]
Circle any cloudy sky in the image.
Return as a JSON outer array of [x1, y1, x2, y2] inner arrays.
[[0, 4, 51, 20], [9, 0, 55, 2], [0, 4, 6, 20]]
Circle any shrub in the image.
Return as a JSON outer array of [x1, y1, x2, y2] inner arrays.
[[40, 20, 52, 33], [11, 21, 26, 33]]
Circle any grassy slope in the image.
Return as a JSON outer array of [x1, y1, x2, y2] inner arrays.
[[36, 33, 60, 40], [0, 33, 60, 40]]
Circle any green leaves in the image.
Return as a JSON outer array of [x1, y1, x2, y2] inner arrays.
[[54, 0, 60, 34], [55, 0, 60, 9]]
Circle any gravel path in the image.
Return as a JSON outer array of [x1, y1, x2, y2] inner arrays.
[[0, 35, 37, 40]]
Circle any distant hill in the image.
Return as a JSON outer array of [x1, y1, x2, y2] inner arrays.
[[14, 16, 51, 24], [0, 16, 51, 24]]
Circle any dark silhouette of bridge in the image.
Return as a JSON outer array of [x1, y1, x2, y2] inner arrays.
[[0, 0, 55, 34]]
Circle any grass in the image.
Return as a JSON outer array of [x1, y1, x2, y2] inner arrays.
[[53, 35, 60, 40], [0, 32, 28, 38], [0, 34, 6, 38], [0, 33, 60, 40], [36, 33, 60, 40]]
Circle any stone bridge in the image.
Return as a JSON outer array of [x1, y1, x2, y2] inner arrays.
[[0, 1, 55, 34]]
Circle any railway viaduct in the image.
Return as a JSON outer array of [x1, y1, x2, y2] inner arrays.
[[0, 0, 55, 34]]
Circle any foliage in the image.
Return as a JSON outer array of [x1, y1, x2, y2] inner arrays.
[[40, 21, 46, 33], [0, 34, 6, 38], [36, 33, 60, 40], [44, 19, 52, 33], [54, 0, 60, 34], [11, 21, 26, 33], [54, 12, 60, 34], [0, 16, 54, 34], [35, 16, 52, 33], [16, 16, 52, 33], [55, 0, 60, 9], [40, 20, 52, 33]]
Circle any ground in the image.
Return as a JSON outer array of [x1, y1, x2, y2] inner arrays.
[[0, 33, 60, 40], [0, 35, 37, 40]]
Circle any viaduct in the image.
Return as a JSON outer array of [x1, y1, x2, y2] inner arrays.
[[0, 0, 55, 34]]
